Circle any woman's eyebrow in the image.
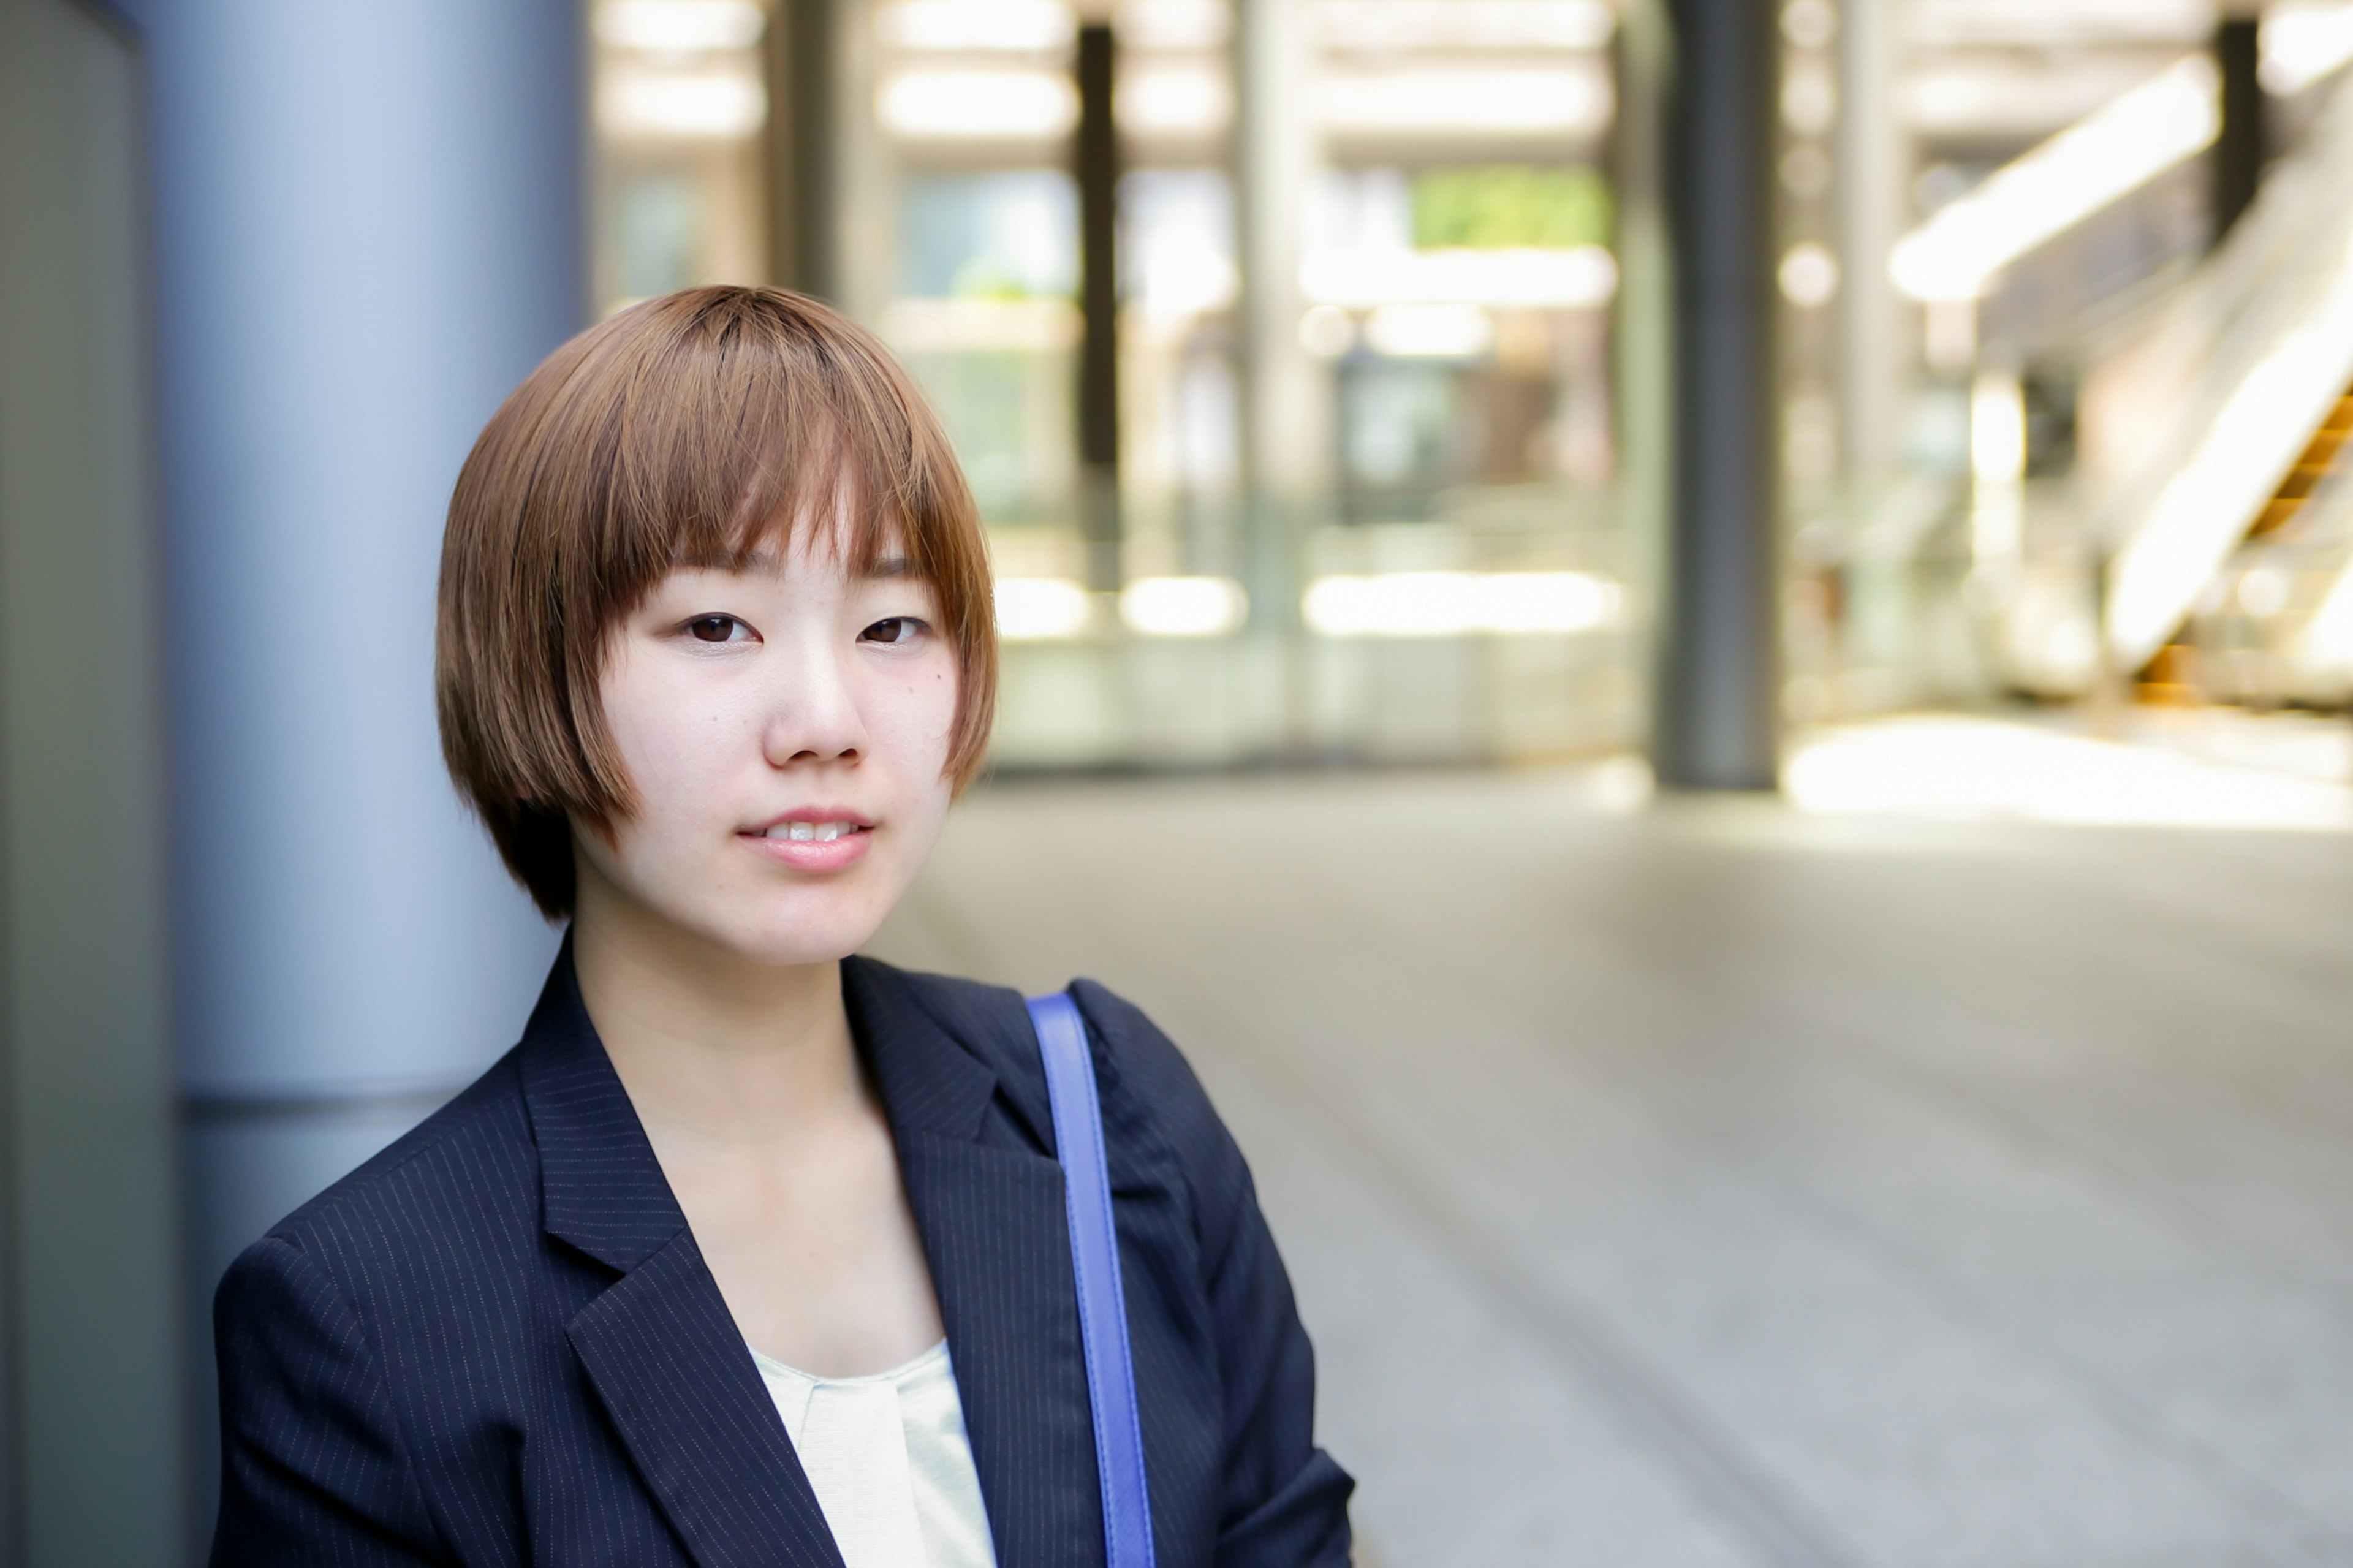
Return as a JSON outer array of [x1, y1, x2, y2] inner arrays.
[[673, 547, 776, 572], [667, 549, 913, 577]]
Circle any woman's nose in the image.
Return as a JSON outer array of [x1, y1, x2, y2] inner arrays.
[[760, 637, 868, 767]]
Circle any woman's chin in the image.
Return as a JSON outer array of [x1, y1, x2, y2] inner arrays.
[[688, 896, 893, 972]]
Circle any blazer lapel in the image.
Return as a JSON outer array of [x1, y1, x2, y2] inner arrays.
[[518, 952, 844, 1568], [844, 961, 1106, 1568], [567, 1235, 844, 1568]]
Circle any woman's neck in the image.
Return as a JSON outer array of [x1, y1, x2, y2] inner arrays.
[[569, 860, 865, 1153]]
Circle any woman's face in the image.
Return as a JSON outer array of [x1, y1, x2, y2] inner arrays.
[[578, 525, 961, 967]]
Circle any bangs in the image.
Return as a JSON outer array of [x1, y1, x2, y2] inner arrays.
[[588, 294, 959, 598], [437, 286, 998, 918]]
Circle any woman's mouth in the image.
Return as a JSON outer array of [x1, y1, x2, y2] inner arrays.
[[760, 820, 863, 843], [742, 813, 875, 870]]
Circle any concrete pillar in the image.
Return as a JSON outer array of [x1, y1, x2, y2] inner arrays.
[[767, 0, 896, 407], [770, 0, 844, 301], [1836, 0, 1909, 487], [124, 0, 582, 1534], [1075, 21, 1123, 590], [1653, 0, 1784, 790], [0, 4, 184, 1561], [2211, 17, 2265, 245], [1235, 0, 1329, 652], [1615, 0, 1676, 708]]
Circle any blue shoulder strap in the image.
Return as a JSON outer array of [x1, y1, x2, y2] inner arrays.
[[1026, 990, 1158, 1568]]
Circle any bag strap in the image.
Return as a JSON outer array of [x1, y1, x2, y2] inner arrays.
[[1026, 991, 1158, 1568]]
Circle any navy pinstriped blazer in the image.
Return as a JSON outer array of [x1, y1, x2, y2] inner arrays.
[[211, 951, 1352, 1567]]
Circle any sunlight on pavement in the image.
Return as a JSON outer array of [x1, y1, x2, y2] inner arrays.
[[1783, 714, 2353, 831]]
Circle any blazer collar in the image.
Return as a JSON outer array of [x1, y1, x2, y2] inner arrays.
[[843, 961, 1105, 1568], [839, 955, 1032, 1145], [514, 947, 1018, 1268], [515, 944, 1101, 1568], [513, 945, 688, 1271]]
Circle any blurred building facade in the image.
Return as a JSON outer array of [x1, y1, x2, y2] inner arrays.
[[6, 0, 2353, 1561], [593, 0, 2353, 770]]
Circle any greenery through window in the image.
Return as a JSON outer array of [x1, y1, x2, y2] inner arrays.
[[1409, 167, 1612, 251]]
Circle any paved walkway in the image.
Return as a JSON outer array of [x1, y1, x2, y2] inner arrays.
[[869, 758, 2353, 1567]]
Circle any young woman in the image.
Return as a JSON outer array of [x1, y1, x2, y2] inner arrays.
[[210, 286, 1353, 1567]]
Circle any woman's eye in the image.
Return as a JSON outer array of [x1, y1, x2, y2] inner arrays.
[[862, 617, 925, 645], [686, 615, 742, 643]]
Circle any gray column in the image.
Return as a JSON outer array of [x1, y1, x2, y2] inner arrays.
[[1234, 0, 1327, 515], [1235, 0, 1328, 745], [2211, 16, 2265, 246], [770, 0, 844, 301], [0, 3, 184, 1562], [1837, 0, 1909, 487], [831, 0, 898, 329], [127, 0, 582, 1534], [1653, 0, 1784, 790], [1615, 0, 1675, 701], [1075, 21, 1123, 591]]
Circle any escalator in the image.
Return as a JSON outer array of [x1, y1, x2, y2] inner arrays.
[[2170, 387, 2353, 705], [2090, 66, 2353, 706]]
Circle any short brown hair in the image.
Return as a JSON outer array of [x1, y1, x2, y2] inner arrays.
[[436, 286, 996, 919]]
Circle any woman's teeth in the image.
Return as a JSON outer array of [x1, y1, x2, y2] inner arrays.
[[763, 821, 858, 843]]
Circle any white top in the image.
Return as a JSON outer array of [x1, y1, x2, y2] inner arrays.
[[749, 1340, 998, 1568]]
